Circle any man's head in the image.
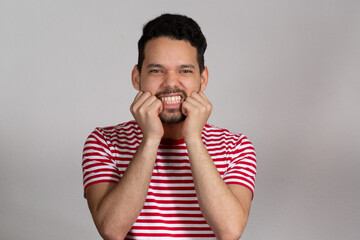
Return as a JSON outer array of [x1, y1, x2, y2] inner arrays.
[[137, 14, 207, 74], [132, 14, 209, 124]]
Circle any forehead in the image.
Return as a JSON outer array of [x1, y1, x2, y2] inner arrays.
[[143, 37, 198, 67]]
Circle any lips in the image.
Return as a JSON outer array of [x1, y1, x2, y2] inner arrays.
[[157, 89, 186, 103], [157, 92, 185, 109]]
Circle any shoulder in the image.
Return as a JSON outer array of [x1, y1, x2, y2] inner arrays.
[[84, 120, 142, 148], [91, 120, 141, 138], [203, 123, 242, 140], [202, 123, 254, 148]]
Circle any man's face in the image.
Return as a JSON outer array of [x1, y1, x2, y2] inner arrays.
[[132, 37, 208, 124]]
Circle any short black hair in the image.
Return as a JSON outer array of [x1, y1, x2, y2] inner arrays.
[[137, 13, 207, 74]]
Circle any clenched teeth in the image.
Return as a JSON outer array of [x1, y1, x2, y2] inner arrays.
[[161, 96, 182, 104]]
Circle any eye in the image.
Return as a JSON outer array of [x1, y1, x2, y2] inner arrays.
[[149, 69, 161, 73], [181, 69, 193, 74]]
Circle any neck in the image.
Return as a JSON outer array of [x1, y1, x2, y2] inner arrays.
[[162, 122, 184, 140]]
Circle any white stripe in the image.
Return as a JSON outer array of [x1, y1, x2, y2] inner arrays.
[[126, 237, 215, 240], [146, 195, 198, 201], [150, 182, 194, 187], [148, 189, 196, 194], [137, 216, 205, 221], [84, 176, 119, 188], [83, 161, 116, 170], [157, 156, 189, 160], [130, 229, 214, 234], [151, 176, 194, 180], [224, 178, 254, 190], [133, 222, 209, 228], [83, 169, 120, 181], [144, 202, 199, 208], [141, 209, 202, 214]]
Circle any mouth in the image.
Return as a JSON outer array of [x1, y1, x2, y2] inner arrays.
[[157, 92, 185, 109], [160, 95, 183, 104]]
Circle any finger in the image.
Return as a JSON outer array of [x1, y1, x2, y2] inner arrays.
[[148, 98, 163, 114], [133, 91, 144, 101], [131, 91, 143, 106], [139, 95, 159, 110], [131, 91, 153, 110], [184, 96, 212, 119], [190, 91, 210, 106], [130, 92, 143, 113], [181, 100, 197, 117], [185, 95, 207, 110], [189, 92, 212, 112]]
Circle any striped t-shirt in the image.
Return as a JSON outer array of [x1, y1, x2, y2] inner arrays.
[[82, 120, 257, 239]]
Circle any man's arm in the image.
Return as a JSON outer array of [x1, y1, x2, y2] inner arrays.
[[185, 138, 252, 240], [86, 91, 163, 240], [182, 91, 252, 239]]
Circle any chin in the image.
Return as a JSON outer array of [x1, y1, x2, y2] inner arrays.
[[159, 109, 186, 124]]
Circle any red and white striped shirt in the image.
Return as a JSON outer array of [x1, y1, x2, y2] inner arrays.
[[82, 120, 257, 239]]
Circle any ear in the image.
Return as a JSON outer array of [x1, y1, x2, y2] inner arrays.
[[131, 65, 141, 91], [200, 66, 209, 91]]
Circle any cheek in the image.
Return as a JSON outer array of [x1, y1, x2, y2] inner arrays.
[[140, 77, 162, 93], [182, 78, 201, 91]]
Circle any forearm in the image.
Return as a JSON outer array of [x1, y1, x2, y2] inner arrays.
[[94, 138, 160, 239], [185, 138, 248, 239]]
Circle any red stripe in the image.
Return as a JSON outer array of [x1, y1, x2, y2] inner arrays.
[[147, 192, 197, 198], [145, 199, 198, 204], [139, 212, 204, 218], [127, 232, 215, 237], [83, 179, 118, 194], [142, 205, 200, 211], [131, 225, 211, 231], [150, 179, 194, 184], [135, 218, 207, 224], [149, 185, 195, 191]]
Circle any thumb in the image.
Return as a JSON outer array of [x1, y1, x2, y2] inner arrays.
[[181, 102, 189, 117], [157, 100, 163, 115]]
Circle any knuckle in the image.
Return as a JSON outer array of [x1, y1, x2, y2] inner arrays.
[[138, 107, 145, 114], [130, 105, 136, 113]]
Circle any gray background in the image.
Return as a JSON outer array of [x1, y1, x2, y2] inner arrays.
[[1, 0, 359, 239]]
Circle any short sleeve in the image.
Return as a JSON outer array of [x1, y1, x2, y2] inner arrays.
[[82, 128, 120, 197], [223, 134, 257, 198]]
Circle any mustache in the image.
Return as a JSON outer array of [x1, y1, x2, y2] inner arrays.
[[155, 88, 187, 99]]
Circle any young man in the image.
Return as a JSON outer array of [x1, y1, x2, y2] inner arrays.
[[82, 14, 257, 240]]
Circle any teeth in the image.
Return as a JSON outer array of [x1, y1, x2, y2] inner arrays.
[[161, 96, 182, 104]]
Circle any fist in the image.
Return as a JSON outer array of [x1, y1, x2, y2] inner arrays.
[[130, 91, 164, 140], [181, 91, 212, 140]]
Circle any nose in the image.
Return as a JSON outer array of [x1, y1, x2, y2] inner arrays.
[[163, 70, 179, 88]]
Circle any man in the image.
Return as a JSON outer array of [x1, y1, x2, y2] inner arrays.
[[82, 14, 257, 240]]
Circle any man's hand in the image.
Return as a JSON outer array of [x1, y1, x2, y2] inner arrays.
[[182, 92, 251, 239], [181, 91, 212, 140], [87, 92, 164, 239], [130, 91, 164, 141]]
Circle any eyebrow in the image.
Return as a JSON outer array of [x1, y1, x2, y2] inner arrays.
[[179, 64, 196, 69], [146, 64, 196, 69], [146, 64, 165, 69]]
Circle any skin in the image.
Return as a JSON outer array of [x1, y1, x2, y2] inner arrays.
[[86, 37, 253, 240]]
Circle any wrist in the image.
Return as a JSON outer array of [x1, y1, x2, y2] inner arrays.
[[142, 136, 162, 147], [184, 135, 203, 145]]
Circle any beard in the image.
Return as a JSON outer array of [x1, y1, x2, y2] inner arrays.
[[159, 108, 186, 124]]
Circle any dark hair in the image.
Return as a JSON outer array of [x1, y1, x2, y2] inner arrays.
[[137, 13, 207, 74]]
